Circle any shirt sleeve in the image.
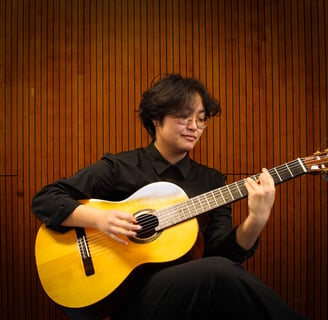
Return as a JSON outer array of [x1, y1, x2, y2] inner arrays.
[[199, 168, 258, 263], [202, 206, 258, 263], [31, 155, 118, 232]]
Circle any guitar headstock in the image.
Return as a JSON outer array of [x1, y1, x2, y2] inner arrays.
[[303, 149, 328, 175]]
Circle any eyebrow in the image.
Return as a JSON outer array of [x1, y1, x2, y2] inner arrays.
[[174, 108, 206, 118], [195, 109, 206, 115]]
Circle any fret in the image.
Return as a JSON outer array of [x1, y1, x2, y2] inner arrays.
[[274, 167, 283, 182], [297, 158, 307, 173], [218, 188, 226, 204], [179, 205, 188, 221], [238, 180, 248, 197], [208, 190, 220, 209], [190, 198, 197, 214], [185, 204, 193, 219], [156, 157, 308, 231], [221, 186, 233, 203], [279, 164, 293, 180], [204, 194, 212, 211], [197, 194, 209, 212], [285, 163, 294, 177], [269, 159, 305, 185], [234, 182, 243, 197], [197, 197, 205, 211], [172, 209, 181, 224], [227, 186, 235, 201], [192, 197, 203, 215], [229, 182, 244, 200]]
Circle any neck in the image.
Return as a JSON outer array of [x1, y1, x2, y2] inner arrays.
[[153, 141, 187, 165]]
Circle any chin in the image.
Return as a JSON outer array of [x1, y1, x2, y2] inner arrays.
[[181, 143, 196, 152]]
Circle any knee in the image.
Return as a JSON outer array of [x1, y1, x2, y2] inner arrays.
[[198, 256, 244, 285]]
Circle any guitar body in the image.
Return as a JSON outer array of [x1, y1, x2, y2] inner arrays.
[[35, 181, 199, 308]]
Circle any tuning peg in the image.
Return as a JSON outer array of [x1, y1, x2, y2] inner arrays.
[[313, 149, 328, 155]]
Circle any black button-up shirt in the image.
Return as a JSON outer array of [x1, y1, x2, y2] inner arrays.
[[31, 142, 257, 262]]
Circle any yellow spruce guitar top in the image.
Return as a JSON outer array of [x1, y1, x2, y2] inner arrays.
[[34, 151, 328, 308]]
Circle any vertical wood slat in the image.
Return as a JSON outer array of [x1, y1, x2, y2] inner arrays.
[[0, 1, 8, 318], [0, 1, 327, 319]]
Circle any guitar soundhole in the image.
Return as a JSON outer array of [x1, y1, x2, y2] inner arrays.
[[129, 210, 161, 243]]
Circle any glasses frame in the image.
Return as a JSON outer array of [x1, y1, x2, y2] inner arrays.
[[176, 115, 210, 129]]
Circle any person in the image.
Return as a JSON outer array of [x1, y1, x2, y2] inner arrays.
[[31, 74, 307, 320]]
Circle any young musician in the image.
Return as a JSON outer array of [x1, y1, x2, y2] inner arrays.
[[32, 74, 307, 319]]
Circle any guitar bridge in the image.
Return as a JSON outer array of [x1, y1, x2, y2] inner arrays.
[[75, 228, 95, 276]]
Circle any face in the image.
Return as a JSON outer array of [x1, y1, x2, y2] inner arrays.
[[153, 93, 206, 163]]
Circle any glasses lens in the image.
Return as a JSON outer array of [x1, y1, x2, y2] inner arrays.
[[197, 117, 209, 129], [176, 116, 209, 129]]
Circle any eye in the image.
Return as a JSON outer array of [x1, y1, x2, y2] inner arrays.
[[177, 114, 190, 119], [198, 117, 208, 123]]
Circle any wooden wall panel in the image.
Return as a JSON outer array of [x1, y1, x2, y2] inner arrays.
[[0, 0, 327, 319]]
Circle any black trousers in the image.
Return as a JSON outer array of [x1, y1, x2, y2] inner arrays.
[[62, 256, 308, 320]]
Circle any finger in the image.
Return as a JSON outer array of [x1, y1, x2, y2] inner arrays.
[[108, 232, 128, 245], [114, 211, 138, 224], [107, 224, 140, 243], [106, 225, 133, 239], [260, 168, 274, 186], [245, 177, 258, 191], [113, 218, 142, 232], [109, 210, 142, 230]]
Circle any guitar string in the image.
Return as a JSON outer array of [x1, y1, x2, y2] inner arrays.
[[153, 159, 307, 232], [112, 159, 306, 237], [85, 234, 133, 255], [146, 154, 328, 233], [130, 159, 306, 236], [84, 156, 326, 245]]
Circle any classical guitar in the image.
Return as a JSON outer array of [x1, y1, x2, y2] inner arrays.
[[35, 151, 328, 308]]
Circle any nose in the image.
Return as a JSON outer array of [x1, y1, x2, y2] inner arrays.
[[186, 117, 198, 129]]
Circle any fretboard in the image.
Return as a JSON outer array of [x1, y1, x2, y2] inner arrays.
[[156, 158, 307, 231]]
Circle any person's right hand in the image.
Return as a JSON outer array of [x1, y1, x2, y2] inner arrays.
[[62, 205, 142, 245], [94, 209, 142, 244]]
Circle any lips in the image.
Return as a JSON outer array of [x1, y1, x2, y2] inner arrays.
[[183, 135, 197, 142]]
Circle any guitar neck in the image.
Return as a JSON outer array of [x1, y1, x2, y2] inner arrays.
[[156, 158, 308, 231]]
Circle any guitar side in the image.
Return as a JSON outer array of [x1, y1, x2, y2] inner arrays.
[[35, 182, 199, 308]]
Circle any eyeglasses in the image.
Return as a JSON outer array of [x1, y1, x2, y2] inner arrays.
[[176, 115, 209, 129]]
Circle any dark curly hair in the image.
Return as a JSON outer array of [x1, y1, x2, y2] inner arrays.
[[139, 74, 221, 139]]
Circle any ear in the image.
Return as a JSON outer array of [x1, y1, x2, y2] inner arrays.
[[152, 119, 158, 127]]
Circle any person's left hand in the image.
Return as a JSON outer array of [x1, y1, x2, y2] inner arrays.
[[244, 168, 276, 226]]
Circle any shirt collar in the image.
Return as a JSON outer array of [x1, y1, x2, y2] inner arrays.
[[145, 142, 192, 178]]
